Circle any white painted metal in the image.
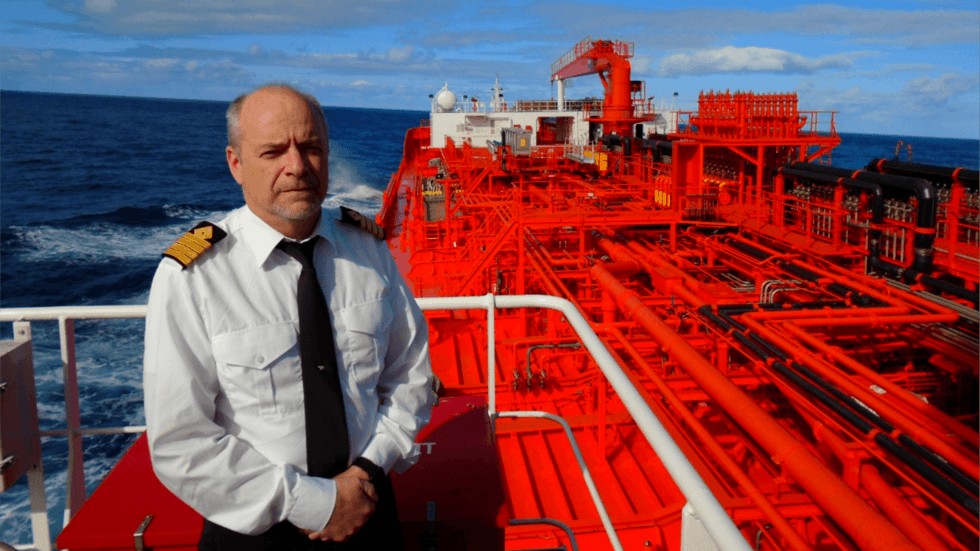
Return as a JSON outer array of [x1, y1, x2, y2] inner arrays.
[[0, 306, 147, 321], [40, 426, 147, 438], [427, 108, 590, 149], [682, 503, 722, 551], [58, 318, 85, 527], [1, 296, 751, 551], [27, 467, 52, 551], [11, 322, 51, 551], [485, 294, 497, 417], [415, 295, 751, 551], [435, 83, 456, 112]]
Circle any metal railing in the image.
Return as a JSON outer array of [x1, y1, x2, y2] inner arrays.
[[1, 296, 750, 551], [551, 35, 593, 79]]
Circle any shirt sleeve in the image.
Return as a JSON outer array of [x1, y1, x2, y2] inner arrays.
[[357, 246, 436, 474], [143, 260, 336, 535]]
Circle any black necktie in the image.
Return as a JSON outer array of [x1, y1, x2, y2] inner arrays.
[[277, 238, 350, 478]]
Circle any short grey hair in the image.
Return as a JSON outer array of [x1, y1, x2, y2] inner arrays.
[[226, 83, 329, 152]]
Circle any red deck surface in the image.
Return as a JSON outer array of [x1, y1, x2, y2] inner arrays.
[[57, 397, 505, 550], [56, 434, 201, 550]]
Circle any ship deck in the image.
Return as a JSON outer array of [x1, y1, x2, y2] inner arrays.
[[380, 122, 980, 550]]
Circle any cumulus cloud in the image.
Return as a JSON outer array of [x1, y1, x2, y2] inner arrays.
[[658, 47, 856, 77], [903, 72, 979, 100], [386, 46, 414, 63], [630, 54, 653, 74], [540, 3, 979, 48], [1, 45, 257, 98], [48, 0, 454, 36], [418, 30, 525, 48], [795, 75, 978, 138]]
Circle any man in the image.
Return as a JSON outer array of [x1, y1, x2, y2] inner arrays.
[[143, 84, 434, 550]]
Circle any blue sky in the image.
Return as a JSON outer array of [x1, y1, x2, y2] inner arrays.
[[2, 0, 978, 138]]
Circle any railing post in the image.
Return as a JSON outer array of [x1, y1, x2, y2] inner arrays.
[[59, 317, 86, 527], [485, 293, 496, 419], [12, 322, 53, 551]]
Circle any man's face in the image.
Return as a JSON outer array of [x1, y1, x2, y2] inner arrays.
[[227, 88, 328, 235]]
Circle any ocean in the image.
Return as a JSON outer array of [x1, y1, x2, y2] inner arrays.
[[0, 90, 978, 544]]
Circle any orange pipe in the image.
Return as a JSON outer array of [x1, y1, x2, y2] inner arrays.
[[861, 464, 955, 551], [790, 313, 959, 327], [724, 232, 958, 319], [808, 421, 957, 551], [590, 263, 921, 551], [595, 236, 706, 308], [741, 316, 980, 480], [602, 326, 815, 551], [782, 323, 980, 449], [626, 240, 710, 306]]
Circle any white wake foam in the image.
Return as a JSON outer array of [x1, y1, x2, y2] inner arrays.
[[11, 208, 230, 263]]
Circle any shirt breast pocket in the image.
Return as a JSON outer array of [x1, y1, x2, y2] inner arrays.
[[211, 322, 302, 418], [340, 298, 393, 386]]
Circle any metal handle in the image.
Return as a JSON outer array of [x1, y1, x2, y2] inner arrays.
[[133, 514, 153, 551]]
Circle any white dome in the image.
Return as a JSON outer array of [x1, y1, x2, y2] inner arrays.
[[436, 84, 456, 112]]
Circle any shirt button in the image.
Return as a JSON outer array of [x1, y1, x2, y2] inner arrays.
[[256, 355, 265, 364]]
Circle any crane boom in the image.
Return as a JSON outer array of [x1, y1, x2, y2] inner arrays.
[[550, 36, 641, 137], [551, 36, 633, 81]]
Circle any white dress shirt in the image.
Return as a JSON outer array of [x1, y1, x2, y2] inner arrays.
[[143, 205, 434, 535]]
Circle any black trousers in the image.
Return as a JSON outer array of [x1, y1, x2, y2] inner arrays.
[[199, 472, 402, 551]]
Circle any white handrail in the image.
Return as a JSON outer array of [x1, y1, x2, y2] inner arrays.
[[416, 295, 749, 551], [1, 295, 750, 551]]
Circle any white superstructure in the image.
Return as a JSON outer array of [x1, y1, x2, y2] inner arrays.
[[427, 78, 679, 150], [428, 79, 591, 149]]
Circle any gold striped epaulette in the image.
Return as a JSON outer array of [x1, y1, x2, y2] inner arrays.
[[162, 221, 227, 269], [340, 206, 385, 240]]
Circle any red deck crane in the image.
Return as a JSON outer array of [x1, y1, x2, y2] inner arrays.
[[551, 36, 647, 138]]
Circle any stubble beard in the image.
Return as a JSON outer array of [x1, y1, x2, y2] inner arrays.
[[272, 177, 325, 221], [271, 197, 322, 221]]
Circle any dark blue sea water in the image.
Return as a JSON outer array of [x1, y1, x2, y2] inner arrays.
[[0, 90, 977, 544]]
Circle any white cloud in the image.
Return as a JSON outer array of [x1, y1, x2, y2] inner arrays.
[[542, 3, 979, 48], [248, 44, 263, 56], [84, 0, 117, 14], [49, 0, 454, 36], [795, 76, 979, 138], [630, 54, 652, 74], [658, 47, 855, 77], [351, 80, 372, 87], [903, 73, 978, 100], [144, 58, 180, 69], [185, 60, 198, 71], [386, 46, 414, 63]]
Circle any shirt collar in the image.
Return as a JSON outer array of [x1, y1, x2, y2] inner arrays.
[[239, 205, 340, 267]]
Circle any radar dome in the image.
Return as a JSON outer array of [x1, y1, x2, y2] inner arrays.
[[436, 83, 456, 112]]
